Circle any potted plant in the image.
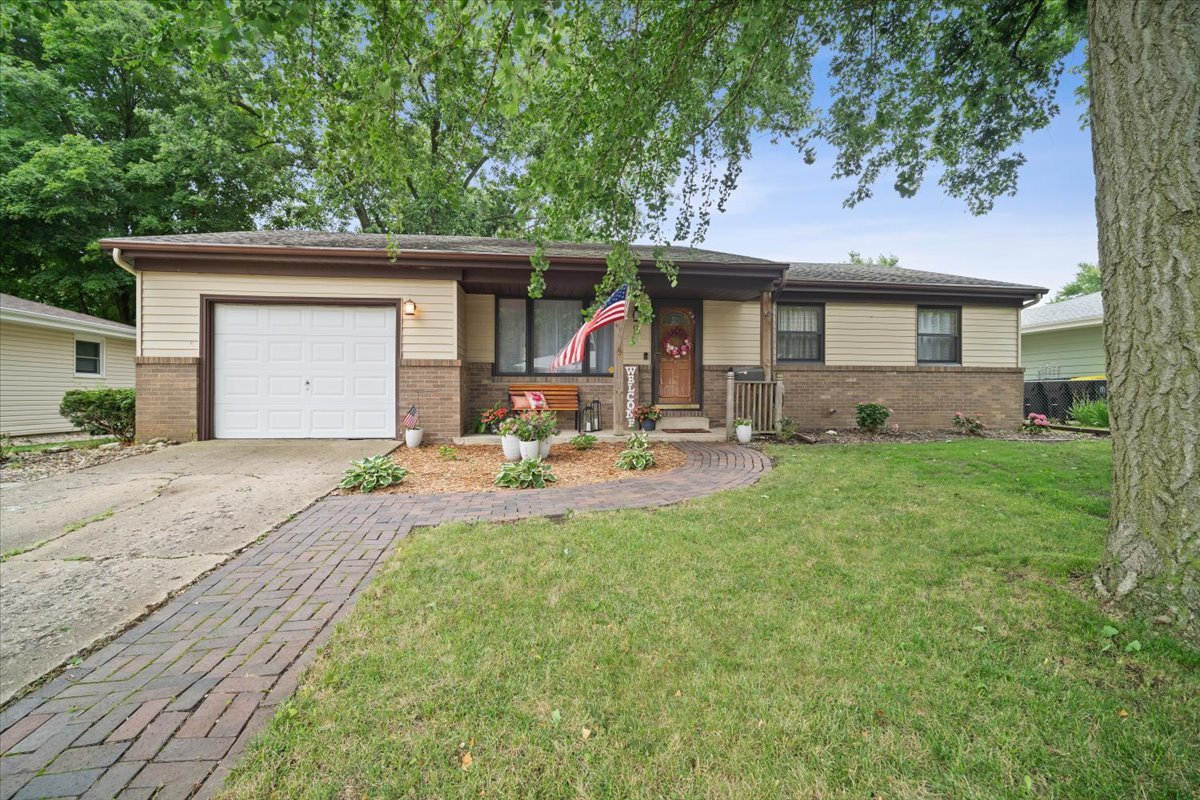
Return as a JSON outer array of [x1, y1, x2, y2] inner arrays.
[[533, 409, 558, 458], [733, 416, 753, 444], [405, 423, 424, 448], [515, 414, 541, 461], [633, 404, 661, 431], [479, 402, 509, 434], [498, 416, 522, 461]]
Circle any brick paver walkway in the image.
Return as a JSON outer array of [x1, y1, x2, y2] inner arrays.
[[0, 443, 769, 799]]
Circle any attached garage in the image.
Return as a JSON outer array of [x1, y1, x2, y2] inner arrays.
[[210, 302, 397, 439]]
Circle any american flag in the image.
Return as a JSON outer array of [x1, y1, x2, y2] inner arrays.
[[402, 405, 419, 429], [550, 286, 629, 372]]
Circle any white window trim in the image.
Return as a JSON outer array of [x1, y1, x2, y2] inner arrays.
[[74, 336, 105, 378]]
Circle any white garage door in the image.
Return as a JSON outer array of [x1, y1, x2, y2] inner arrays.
[[213, 304, 396, 439]]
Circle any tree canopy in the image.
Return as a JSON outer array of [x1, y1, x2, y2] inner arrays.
[[1050, 262, 1101, 302], [0, 0, 316, 322]]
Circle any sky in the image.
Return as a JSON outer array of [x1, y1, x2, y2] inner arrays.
[[696, 48, 1097, 302]]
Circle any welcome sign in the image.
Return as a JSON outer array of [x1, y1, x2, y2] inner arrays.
[[624, 365, 638, 428]]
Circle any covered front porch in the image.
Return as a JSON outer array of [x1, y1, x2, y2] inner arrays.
[[458, 253, 785, 435]]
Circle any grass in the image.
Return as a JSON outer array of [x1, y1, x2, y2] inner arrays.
[[1068, 398, 1110, 428], [222, 440, 1199, 800], [63, 508, 113, 533]]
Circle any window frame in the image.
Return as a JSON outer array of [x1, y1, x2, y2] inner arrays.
[[492, 296, 613, 377], [74, 337, 104, 377], [775, 302, 825, 364], [916, 305, 962, 365]]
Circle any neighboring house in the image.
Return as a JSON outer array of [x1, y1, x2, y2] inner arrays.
[[1020, 292, 1105, 380], [0, 293, 136, 436], [98, 232, 1044, 442]]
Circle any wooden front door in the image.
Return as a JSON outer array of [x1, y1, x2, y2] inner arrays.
[[657, 306, 697, 406]]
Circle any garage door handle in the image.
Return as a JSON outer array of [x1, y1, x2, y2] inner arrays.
[[304, 379, 311, 390]]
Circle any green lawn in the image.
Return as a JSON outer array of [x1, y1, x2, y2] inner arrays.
[[223, 440, 1198, 799]]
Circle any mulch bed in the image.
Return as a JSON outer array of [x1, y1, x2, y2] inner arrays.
[[337, 441, 687, 495], [774, 428, 1101, 446], [0, 442, 171, 484]]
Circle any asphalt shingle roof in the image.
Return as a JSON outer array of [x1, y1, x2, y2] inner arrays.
[[785, 262, 1044, 292], [101, 230, 777, 266], [1021, 292, 1103, 329], [0, 293, 134, 332]]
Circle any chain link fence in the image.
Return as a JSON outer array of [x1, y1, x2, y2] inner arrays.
[[1023, 379, 1107, 421]]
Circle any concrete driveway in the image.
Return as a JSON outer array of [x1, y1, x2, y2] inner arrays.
[[0, 439, 395, 703]]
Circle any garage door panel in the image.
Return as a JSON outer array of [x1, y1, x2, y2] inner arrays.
[[213, 304, 396, 439]]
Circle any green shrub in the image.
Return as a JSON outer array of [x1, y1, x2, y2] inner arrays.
[[854, 402, 891, 433], [616, 432, 655, 470], [952, 411, 986, 436], [1069, 398, 1109, 428], [776, 416, 799, 441], [569, 433, 598, 450], [495, 458, 557, 489], [340, 455, 408, 493], [59, 388, 136, 442], [438, 445, 458, 460]]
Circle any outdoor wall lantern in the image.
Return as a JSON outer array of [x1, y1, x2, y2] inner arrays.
[[403, 299, 418, 316]]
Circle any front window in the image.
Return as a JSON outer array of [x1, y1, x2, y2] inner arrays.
[[75, 339, 102, 375], [496, 297, 614, 375], [777, 304, 823, 362], [917, 307, 960, 363]]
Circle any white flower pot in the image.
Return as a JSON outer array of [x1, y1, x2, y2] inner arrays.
[[405, 428, 424, 448], [735, 424, 753, 444], [519, 440, 541, 461], [539, 437, 552, 459], [501, 434, 521, 461]]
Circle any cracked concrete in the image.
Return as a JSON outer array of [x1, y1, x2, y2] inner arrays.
[[0, 439, 395, 703]]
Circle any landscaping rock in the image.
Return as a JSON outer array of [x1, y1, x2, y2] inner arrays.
[[44, 445, 72, 454], [98, 442, 122, 450]]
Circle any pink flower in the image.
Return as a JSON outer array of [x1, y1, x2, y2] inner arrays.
[[891, 423, 900, 433]]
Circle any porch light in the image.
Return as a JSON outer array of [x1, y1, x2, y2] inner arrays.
[[403, 299, 417, 316]]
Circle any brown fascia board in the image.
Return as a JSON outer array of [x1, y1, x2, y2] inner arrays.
[[779, 279, 1044, 304], [99, 239, 786, 281]]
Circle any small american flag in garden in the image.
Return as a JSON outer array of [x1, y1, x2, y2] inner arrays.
[[402, 405, 419, 429], [550, 286, 628, 372]]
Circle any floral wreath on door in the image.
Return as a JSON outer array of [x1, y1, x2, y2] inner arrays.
[[661, 326, 693, 359]]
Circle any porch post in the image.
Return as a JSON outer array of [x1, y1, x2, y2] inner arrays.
[[725, 369, 735, 439], [760, 290, 774, 381]]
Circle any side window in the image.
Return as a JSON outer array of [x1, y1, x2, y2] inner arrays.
[[777, 305, 823, 362], [75, 339, 102, 375], [917, 307, 960, 364]]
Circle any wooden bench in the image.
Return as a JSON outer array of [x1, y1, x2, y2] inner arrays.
[[508, 384, 582, 432]]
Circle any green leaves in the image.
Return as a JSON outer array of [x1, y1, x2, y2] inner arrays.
[[340, 455, 408, 493], [495, 458, 558, 489]]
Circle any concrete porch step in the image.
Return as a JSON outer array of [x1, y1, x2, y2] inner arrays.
[[657, 415, 710, 432]]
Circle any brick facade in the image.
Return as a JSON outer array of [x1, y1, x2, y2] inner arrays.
[[134, 357, 199, 442], [397, 360, 464, 442], [775, 365, 1025, 431]]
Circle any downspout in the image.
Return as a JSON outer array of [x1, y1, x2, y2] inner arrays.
[[111, 248, 139, 355], [111, 247, 136, 276]]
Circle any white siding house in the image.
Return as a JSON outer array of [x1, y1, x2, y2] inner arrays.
[[0, 294, 136, 436]]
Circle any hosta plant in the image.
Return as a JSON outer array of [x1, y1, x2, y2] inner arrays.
[[616, 432, 655, 470], [569, 433, 598, 450], [340, 455, 408, 493], [495, 457, 557, 489]]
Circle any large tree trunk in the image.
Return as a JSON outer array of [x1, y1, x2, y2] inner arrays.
[[1089, 0, 1199, 625]]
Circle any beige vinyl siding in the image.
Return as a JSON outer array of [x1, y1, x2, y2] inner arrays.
[[825, 303, 916, 365], [455, 285, 467, 360], [962, 306, 1019, 366], [702, 300, 760, 364], [463, 293, 495, 363], [138, 272, 458, 359], [1021, 324, 1107, 379], [0, 321, 135, 435]]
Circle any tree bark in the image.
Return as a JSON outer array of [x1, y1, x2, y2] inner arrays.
[[1089, 0, 1199, 624]]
